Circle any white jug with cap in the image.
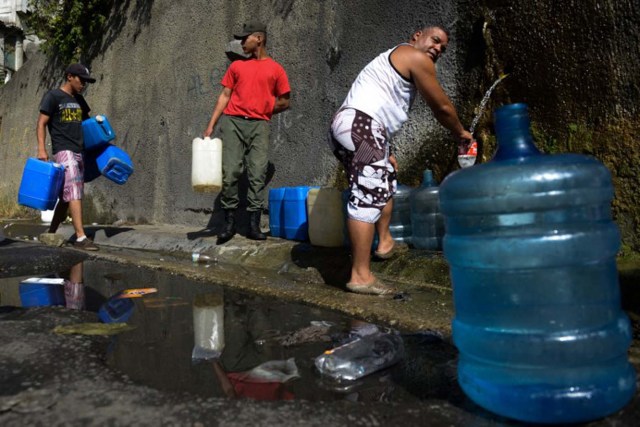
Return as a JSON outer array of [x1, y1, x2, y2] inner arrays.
[[191, 137, 222, 192]]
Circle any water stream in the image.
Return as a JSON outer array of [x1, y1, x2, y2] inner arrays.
[[469, 73, 509, 136]]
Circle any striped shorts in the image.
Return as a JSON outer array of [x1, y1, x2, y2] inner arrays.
[[53, 150, 84, 202], [328, 108, 397, 223]]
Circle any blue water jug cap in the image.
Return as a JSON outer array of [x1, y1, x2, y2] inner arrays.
[[493, 103, 541, 161], [421, 169, 436, 187]]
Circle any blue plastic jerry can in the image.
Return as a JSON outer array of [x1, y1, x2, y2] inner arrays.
[[94, 144, 134, 185], [17, 158, 65, 210], [83, 115, 116, 150]]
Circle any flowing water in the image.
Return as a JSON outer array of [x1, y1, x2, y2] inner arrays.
[[469, 74, 509, 136], [458, 74, 509, 168]]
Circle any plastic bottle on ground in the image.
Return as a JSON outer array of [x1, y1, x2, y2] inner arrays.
[[315, 331, 404, 381], [192, 253, 216, 264]]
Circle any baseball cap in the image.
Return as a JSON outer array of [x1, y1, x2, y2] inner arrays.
[[233, 22, 267, 39], [65, 63, 96, 83]]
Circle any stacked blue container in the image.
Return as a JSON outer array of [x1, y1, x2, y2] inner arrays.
[[268, 188, 287, 238], [410, 169, 444, 250], [268, 186, 318, 241], [82, 115, 134, 185], [389, 184, 412, 244], [82, 115, 116, 150]]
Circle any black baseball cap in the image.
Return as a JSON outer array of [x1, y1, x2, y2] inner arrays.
[[65, 63, 96, 83], [234, 21, 267, 39]]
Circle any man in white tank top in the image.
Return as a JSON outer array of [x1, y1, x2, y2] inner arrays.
[[329, 26, 473, 295]]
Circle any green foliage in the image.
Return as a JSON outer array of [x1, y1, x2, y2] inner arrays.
[[26, 0, 113, 64], [530, 122, 561, 154]]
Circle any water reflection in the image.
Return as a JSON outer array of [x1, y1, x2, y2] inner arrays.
[[0, 258, 460, 404]]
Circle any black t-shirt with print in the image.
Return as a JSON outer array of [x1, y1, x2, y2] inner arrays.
[[39, 89, 91, 154]]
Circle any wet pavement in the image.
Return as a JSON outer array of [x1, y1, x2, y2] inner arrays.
[[1, 220, 640, 426]]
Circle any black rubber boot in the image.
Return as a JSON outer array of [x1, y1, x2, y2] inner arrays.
[[216, 209, 236, 244], [247, 211, 267, 240]]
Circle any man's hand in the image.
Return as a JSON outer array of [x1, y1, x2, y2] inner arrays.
[[389, 154, 398, 172], [36, 148, 48, 162]]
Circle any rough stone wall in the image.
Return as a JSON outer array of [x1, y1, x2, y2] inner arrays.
[[2, 0, 640, 250], [0, 0, 464, 228], [476, 0, 640, 251]]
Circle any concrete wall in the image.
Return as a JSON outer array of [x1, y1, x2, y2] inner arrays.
[[2, 0, 640, 250], [0, 0, 466, 228]]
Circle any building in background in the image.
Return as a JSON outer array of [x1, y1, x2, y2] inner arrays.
[[0, 0, 39, 84]]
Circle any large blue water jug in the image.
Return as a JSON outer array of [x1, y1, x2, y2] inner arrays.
[[439, 103, 636, 424], [17, 158, 65, 210], [410, 169, 444, 250], [389, 184, 412, 244]]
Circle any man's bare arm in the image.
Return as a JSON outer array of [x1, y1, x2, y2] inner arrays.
[[398, 47, 472, 142], [203, 87, 232, 138], [273, 92, 290, 115], [36, 113, 50, 161]]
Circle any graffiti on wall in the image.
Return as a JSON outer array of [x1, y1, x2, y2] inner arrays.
[[187, 68, 225, 98]]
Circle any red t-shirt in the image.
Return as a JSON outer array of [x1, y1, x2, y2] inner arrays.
[[221, 58, 290, 120]]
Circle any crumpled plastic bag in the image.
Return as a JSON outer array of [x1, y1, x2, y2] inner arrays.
[[229, 358, 300, 384]]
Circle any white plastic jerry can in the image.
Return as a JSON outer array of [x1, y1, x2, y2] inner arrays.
[[191, 137, 222, 192]]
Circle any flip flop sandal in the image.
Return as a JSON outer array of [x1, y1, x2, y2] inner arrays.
[[346, 277, 397, 295], [373, 244, 397, 260]]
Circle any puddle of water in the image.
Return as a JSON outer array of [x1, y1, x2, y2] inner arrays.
[[0, 258, 460, 403]]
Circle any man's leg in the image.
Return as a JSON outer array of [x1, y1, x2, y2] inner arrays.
[[244, 121, 269, 240], [375, 198, 395, 254], [218, 116, 245, 243], [245, 121, 269, 213], [48, 201, 69, 234], [347, 218, 376, 285], [68, 199, 86, 238], [219, 117, 245, 211]]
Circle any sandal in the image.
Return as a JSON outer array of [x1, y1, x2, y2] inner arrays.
[[373, 244, 397, 260], [346, 277, 397, 295]]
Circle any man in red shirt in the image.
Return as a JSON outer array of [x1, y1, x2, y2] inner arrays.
[[204, 22, 291, 243]]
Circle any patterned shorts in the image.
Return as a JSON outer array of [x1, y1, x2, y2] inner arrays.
[[328, 108, 397, 223], [53, 150, 84, 202]]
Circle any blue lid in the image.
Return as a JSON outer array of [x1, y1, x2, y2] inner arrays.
[[421, 169, 437, 187]]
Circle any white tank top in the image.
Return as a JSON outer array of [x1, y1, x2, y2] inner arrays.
[[341, 44, 416, 138]]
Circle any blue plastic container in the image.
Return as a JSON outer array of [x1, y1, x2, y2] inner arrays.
[[410, 169, 444, 250], [17, 158, 65, 211], [98, 297, 135, 323], [283, 186, 315, 241], [82, 115, 116, 150], [268, 187, 287, 238], [389, 184, 412, 245], [19, 279, 65, 307], [439, 103, 636, 424], [94, 144, 134, 185]]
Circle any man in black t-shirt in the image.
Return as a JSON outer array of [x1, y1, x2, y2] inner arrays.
[[37, 63, 99, 251]]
